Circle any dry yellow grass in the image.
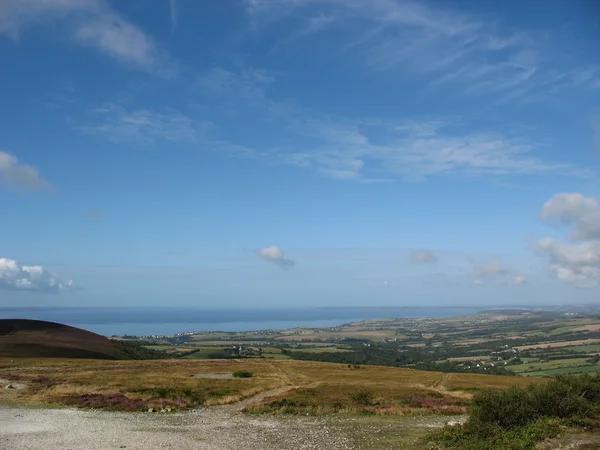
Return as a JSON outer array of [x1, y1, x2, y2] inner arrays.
[[241, 362, 542, 416], [439, 372, 541, 391], [0, 358, 544, 414], [0, 359, 284, 409]]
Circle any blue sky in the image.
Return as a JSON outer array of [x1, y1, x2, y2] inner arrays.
[[1, 0, 599, 308]]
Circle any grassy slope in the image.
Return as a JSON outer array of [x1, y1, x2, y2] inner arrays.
[[0, 319, 130, 360], [0, 358, 542, 413]]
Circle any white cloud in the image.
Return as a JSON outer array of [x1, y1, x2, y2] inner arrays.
[[0, 151, 51, 191], [541, 193, 600, 241], [74, 12, 158, 68], [468, 260, 527, 286], [80, 103, 210, 144], [0, 0, 168, 71], [0, 258, 75, 292], [410, 250, 438, 263], [513, 274, 528, 286], [536, 193, 600, 288], [535, 239, 600, 288], [258, 246, 295, 269], [243, 0, 599, 99]]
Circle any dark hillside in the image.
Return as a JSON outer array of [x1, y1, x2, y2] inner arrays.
[[0, 319, 142, 359]]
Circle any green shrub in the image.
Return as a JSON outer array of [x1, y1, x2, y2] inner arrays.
[[555, 373, 600, 403], [429, 374, 600, 449], [232, 370, 253, 378], [469, 387, 537, 434], [432, 418, 561, 450], [529, 380, 589, 419], [469, 375, 597, 435]]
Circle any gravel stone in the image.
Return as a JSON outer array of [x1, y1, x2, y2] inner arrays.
[[0, 406, 355, 450]]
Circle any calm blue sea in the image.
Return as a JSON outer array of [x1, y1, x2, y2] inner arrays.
[[0, 307, 480, 337]]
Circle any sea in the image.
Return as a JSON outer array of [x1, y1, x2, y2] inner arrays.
[[0, 306, 481, 337]]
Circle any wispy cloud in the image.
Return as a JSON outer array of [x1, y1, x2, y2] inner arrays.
[[593, 118, 600, 148], [196, 66, 276, 106], [169, 0, 178, 30], [0, 257, 75, 292], [0, 0, 171, 72], [74, 12, 159, 68], [410, 250, 438, 264], [196, 66, 588, 182], [468, 260, 527, 286], [0, 150, 51, 192], [243, 0, 599, 99], [80, 103, 211, 144], [274, 116, 585, 182]]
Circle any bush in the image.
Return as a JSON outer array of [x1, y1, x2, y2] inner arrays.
[[529, 380, 589, 419], [429, 374, 600, 449], [232, 370, 253, 378], [469, 376, 595, 435], [469, 387, 537, 434], [555, 373, 600, 403], [110, 340, 169, 360], [349, 389, 375, 405], [433, 417, 562, 450]]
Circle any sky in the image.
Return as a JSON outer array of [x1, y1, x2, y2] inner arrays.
[[1, 0, 600, 308]]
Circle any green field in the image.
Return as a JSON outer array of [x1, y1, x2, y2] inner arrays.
[[180, 347, 231, 359], [257, 347, 290, 359], [287, 346, 349, 353], [511, 358, 591, 374], [564, 344, 600, 353], [143, 345, 189, 351], [540, 326, 577, 335], [521, 365, 600, 377]]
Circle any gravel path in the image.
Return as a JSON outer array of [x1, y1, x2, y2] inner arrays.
[[0, 406, 355, 450]]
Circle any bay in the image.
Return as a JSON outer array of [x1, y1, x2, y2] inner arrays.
[[0, 306, 480, 336]]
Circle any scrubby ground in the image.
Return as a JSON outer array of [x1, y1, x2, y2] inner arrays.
[[0, 359, 539, 413], [0, 358, 548, 449]]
